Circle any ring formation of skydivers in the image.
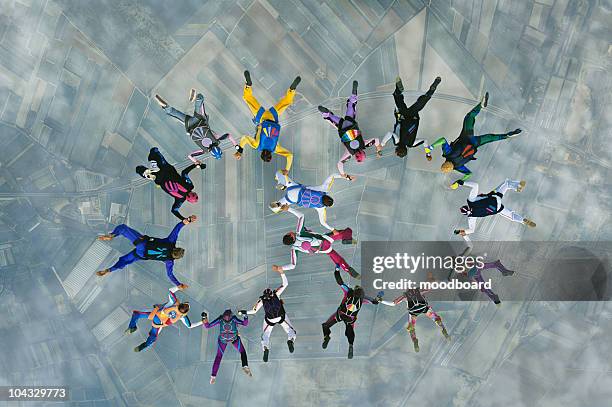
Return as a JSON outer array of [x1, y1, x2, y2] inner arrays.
[[94, 70, 534, 383]]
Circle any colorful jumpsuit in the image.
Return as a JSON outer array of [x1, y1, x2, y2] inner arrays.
[[247, 272, 297, 350], [428, 101, 515, 183], [238, 84, 295, 171], [322, 268, 378, 345], [104, 221, 186, 286], [135, 147, 199, 220], [381, 288, 448, 349], [465, 260, 514, 304], [280, 209, 359, 277], [460, 180, 527, 241], [319, 93, 380, 175], [204, 315, 249, 377], [127, 286, 202, 350], [271, 171, 344, 231], [161, 93, 237, 162]]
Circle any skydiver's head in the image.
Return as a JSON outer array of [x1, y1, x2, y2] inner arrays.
[[172, 247, 185, 259], [441, 161, 454, 173], [261, 150, 273, 162], [350, 285, 365, 300], [282, 232, 296, 246], [460, 205, 471, 216], [354, 150, 366, 163], [395, 145, 408, 158], [186, 191, 199, 203], [322, 195, 334, 207], [262, 288, 274, 301], [178, 302, 190, 314], [210, 146, 223, 160], [222, 309, 233, 321]]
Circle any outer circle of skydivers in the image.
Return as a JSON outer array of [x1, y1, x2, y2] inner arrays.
[[94, 71, 535, 383]]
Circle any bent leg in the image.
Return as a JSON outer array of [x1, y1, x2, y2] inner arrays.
[[344, 322, 355, 345], [473, 133, 510, 148], [243, 85, 262, 116], [109, 250, 140, 272], [393, 89, 409, 113], [261, 321, 273, 350], [193, 93, 206, 116], [322, 313, 338, 337], [110, 224, 143, 243], [462, 103, 482, 134], [147, 147, 168, 166], [128, 310, 150, 329], [499, 207, 525, 224], [321, 109, 342, 128], [139, 327, 160, 350], [274, 88, 296, 115], [345, 94, 358, 119], [281, 317, 297, 341], [406, 94, 432, 115], [471, 268, 499, 303], [327, 250, 350, 273], [164, 106, 187, 123], [494, 179, 522, 195]]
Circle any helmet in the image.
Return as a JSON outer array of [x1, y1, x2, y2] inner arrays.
[[441, 161, 454, 173], [354, 150, 366, 162], [460, 205, 471, 215], [262, 288, 274, 300], [211, 146, 222, 160], [186, 191, 198, 203]]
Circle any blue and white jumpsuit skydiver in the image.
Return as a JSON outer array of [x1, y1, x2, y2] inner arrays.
[[154, 91, 237, 161], [454, 179, 536, 241], [126, 286, 203, 352], [203, 309, 251, 384], [96, 218, 195, 288], [270, 170, 347, 232], [247, 271, 296, 362]]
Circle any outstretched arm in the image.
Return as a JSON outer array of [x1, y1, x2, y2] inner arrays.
[[275, 271, 289, 296], [167, 286, 180, 305], [234, 315, 249, 326], [275, 144, 293, 172], [181, 163, 198, 178], [238, 135, 259, 151], [165, 221, 186, 243], [181, 315, 203, 329], [334, 267, 349, 295], [312, 173, 344, 192], [187, 150, 206, 164], [203, 316, 221, 329], [337, 151, 352, 176], [316, 208, 334, 232], [165, 261, 182, 287], [455, 165, 472, 181], [171, 198, 187, 221], [462, 181, 480, 200], [246, 299, 263, 315], [381, 132, 397, 147]]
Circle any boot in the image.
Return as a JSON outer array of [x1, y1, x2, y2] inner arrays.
[[517, 180, 526, 192], [441, 326, 451, 341], [482, 92, 489, 108], [507, 128, 522, 137], [134, 343, 147, 353], [523, 219, 536, 228], [154, 94, 168, 109], [287, 340, 295, 353], [96, 269, 110, 277], [244, 70, 252, 86], [322, 335, 330, 349], [347, 267, 360, 279], [290, 76, 301, 90], [318, 105, 330, 114], [412, 337, 419, 352], [352, 80, 358, 95], [124, 326, 137, 335], [395, 77, 404, 93], [430, 76, 441, 92], [210, 376, 216, 384], [97, 234, 114, 241], [348, 344, 354, 359], [263, 348, 269, 362], [242, 366, 253, 377], [189, 88, 196, 102]]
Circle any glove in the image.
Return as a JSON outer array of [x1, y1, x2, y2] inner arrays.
[[456, 179, 464, 186], [453, 229, 461, 235], [237, 310, 248, 316], [201, 311, 208, 319]]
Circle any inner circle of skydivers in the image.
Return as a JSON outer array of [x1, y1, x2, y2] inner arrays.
[[93, 71, 534, 381]]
